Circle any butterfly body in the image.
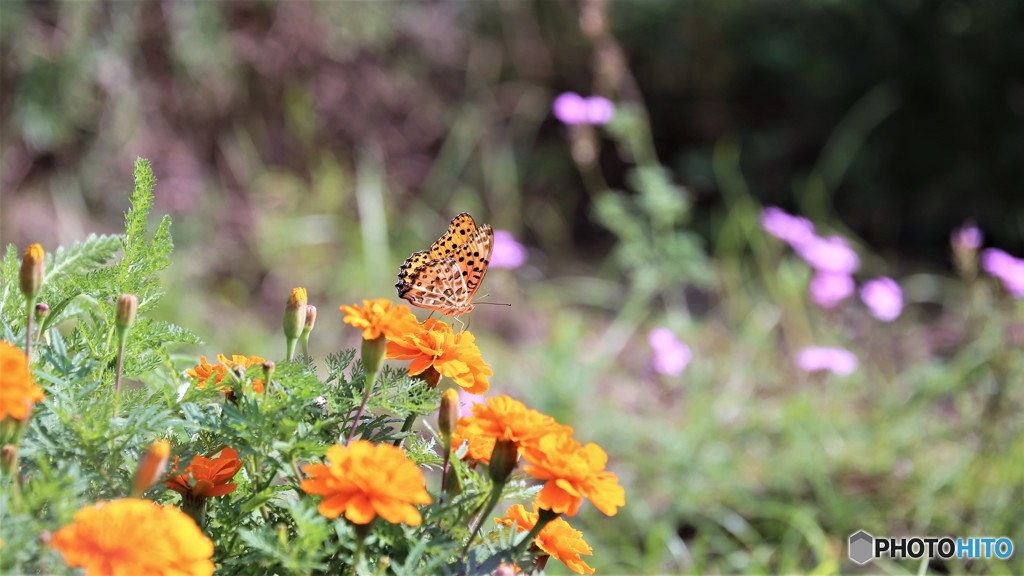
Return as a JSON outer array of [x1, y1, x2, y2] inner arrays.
[[396, 213, 494, 317]]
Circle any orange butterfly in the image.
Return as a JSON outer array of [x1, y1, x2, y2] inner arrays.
[[396, 213, 494, 318]]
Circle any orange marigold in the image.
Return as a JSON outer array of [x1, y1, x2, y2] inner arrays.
[[386, 319, 493, 394], [451, 395, 571, 465], [0, 340, 44, 421], [301, 440, 431, 526], [50, 498, 214, 576], [496, 504, 595, 575], [340, 298, 418, 341], [522, 433, 625, 517], [166, 446, 242, 499], [185, 354, 265, 392]]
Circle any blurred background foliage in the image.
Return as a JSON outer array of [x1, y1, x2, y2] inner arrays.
[[3, 0, 1024, 573]]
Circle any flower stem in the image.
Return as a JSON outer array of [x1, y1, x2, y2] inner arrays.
[[462, 482, 505, 557], [115, 340, 125, 393], [285, 338, 297, 362], [346, 367, 379, 445], [24, 298, 34, 367]]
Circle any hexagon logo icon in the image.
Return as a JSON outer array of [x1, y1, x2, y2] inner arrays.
[[848, 530, 874, 565]]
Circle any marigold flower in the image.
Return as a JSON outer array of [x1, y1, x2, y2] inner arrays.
[[0, 340, 45, 421], [186, 354, 265, 392], [301, 440, 431, 526], [386, 319, 493, 394], [166, 446, 242, 499], [50, 498, 214, 576], [522, 433, 625, 518], [452, 395, 572, 465], [340, 298, 418, 341], [497, 504, 595, 574]]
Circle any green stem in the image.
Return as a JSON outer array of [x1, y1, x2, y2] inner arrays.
[[462, 482, 505, 557], [286, 337, 297, 362], [24, 298, 35, 366], [349, 521, 372, 576], [301, 334, 311, 368], [346, 367, 380, 444]]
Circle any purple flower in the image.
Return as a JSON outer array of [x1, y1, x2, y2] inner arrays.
[[458, 389, 485, 418], [760, 206, 815, 246], [860, 277, 903, 321], [647, 328, 692, 376], [796, 347, 858, 376], [982, 248, 1024, 297], [553, 92, 615, 126], [951, 224, 982, 252], [809, 271, 855, 308], [793, 234, 860, 274], [490, 230, 527, 269]]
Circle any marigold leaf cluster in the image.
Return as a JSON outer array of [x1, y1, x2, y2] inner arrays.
[[300, 440, 431, 526], [0, 340, 44, 421], [387, 318, 493, 394], [496, 504, 595, 574], [50, 498, 215, 576]]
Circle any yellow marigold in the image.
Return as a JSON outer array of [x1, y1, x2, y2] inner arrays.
[[496, 504, 595, 575], [340, 298, 418, 341], [50, 498, 214, 576], [0, 340, 44, 421], [451, 395, 572, 465], [522, 433, 625, 518], [166, 446, 242, 499], [300, 440, 431, 526], [185, 354, 265, 392], [386, 319, 493, 394]]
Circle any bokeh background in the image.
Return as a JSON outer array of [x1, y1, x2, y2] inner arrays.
[[3, 1, 1024, 573]]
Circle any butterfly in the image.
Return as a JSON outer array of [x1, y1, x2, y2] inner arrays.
[[396, 213, 494, 318]]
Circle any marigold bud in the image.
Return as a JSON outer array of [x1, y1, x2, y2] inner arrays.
[[488, 439, 519, 485], [418, 366, 442, 389], [283, 287, 308, 340], [19, 244, 45, 301], [0, 444, 18, 477], [361, 334, 386, 377], [131, 439, 170, 497], [262, 360, 275, 379], [34, 303, 49, 321], [302, 305, 317, 336], [439, 388, 459, 451], [116, 294, 138, 331]]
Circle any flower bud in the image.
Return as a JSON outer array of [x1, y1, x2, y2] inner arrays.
[[302, 305, 317, 337], [131, 439, 170, 497], [262, 360, 275, 380], [19, 244, 45, 301], [361, 334, 386, 377], [283, 287, 308, 340], [116, 294, 138, 331], [438, 388, 459, 451], [0, 444, 18, 477], [488, 439, 519, 485], [34, 303, 49, 321]]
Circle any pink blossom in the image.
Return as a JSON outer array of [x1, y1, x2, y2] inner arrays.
[[793, 234, 860, 274], [553, 92, 615, 126], [760, 207, 815, 246], [647, 328, 692, 376], [981, 248, 1024, 297], [796, 347, 858, 376], [490, 230, 527, 269], [457, 389, 486, 418], [860, 277, 903, 321], [809, 271, 855, 308], [951, 224, 982, 252]]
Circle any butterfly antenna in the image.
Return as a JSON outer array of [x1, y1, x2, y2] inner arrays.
[[474, 293, 512, 307]]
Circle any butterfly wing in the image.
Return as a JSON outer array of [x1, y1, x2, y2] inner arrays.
[[453, 224, 493, 299], [429, 213, 477, 260], [398, 257, 470, 316]]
